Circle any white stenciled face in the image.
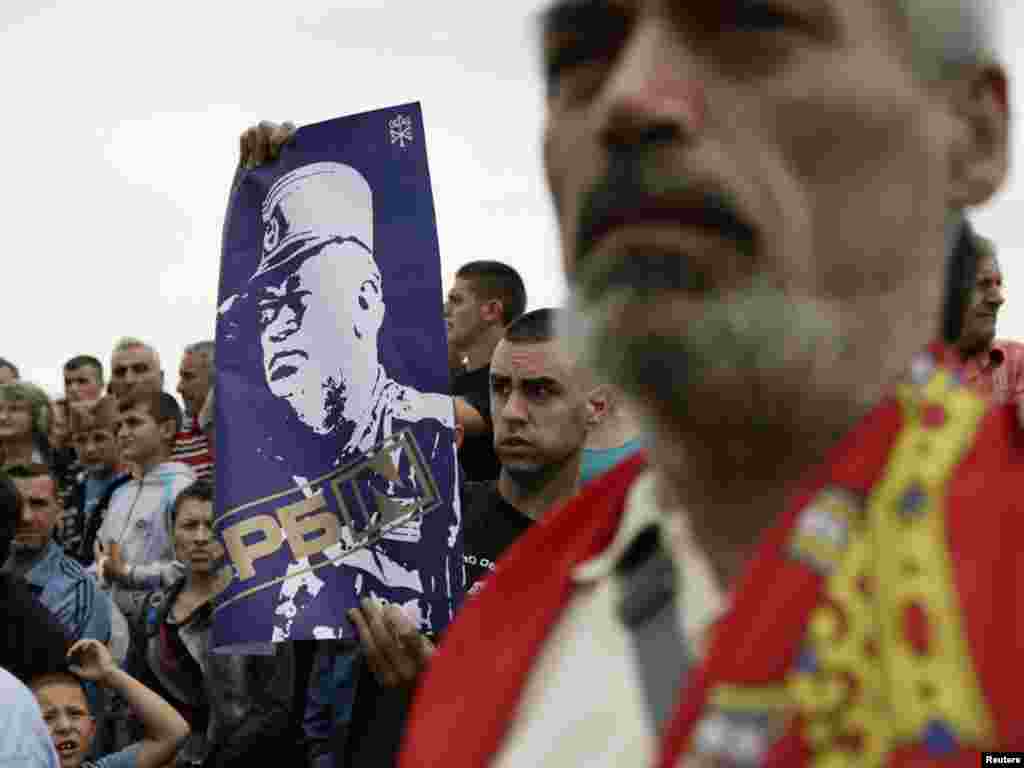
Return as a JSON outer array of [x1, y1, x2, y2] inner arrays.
[[257, 242, 385, 435]]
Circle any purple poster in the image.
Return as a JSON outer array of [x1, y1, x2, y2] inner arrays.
[[212, 103, 463, 647]]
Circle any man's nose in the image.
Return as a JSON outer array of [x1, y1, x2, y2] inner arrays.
[[597, 19, 705, 152], [500, 389, 530, 423]]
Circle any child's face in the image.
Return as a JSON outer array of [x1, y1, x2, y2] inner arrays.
[[115, 403, 172, 467], [34, 678, 96, 768], [74, 427, 118, 471]]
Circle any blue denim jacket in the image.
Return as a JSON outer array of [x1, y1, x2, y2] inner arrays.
[[24, 540, 113, 645]]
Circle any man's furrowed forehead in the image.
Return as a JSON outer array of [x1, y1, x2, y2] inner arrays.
[[538, 0, 920, 59], [112, 346, 158, 368], [491, 339, 574, 381]]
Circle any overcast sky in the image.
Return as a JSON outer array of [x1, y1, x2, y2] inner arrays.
[[4, 1, 1023, 398]]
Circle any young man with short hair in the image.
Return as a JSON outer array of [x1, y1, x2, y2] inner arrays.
[[341, 308, 598, 768], [2, 463, 113, 647], [64, 358, 104, 404], [172, 342, 214, 482], [94, 392, 194, 624], [445, 261, 527, 482]]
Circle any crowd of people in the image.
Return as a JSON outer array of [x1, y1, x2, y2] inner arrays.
[[0, 278, 646, 768], [4, 0, 1024, 766]]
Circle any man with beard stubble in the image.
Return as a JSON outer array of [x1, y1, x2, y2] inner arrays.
[[242, 5, 1024, 760]]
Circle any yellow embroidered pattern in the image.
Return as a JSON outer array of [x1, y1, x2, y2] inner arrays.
[[787, 367, 995, 766]]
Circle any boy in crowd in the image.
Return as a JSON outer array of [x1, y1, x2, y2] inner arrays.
[[94, 392, 194, 624], [64, 398, 132, 566], [32, 638, 189, 768]]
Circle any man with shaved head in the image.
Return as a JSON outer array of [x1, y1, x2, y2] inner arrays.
[[108, 338, 163, 400]]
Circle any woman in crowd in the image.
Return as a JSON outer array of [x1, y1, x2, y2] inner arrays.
[[0, 381, 53, 466], [127, 480, 295, 767]]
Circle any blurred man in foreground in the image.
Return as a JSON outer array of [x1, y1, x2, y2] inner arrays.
[[397, 1, 1023, 766]]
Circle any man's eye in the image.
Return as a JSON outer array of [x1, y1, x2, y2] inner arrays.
[[259, 305, 278, 325], [728, 2, 796, 31], [545, 37, 610, 86]]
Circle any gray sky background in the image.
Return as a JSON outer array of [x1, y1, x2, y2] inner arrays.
[[4, 1, 1023, 398]]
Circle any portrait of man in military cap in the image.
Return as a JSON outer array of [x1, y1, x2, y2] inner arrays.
[[215, 127, 463, 645], [252, 162, 453, 451]]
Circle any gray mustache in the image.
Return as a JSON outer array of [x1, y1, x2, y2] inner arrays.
[[577, 251, 707, 302], [574, 153, 754, 298]]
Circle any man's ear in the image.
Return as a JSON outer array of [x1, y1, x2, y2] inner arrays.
[[480, 299, 504, 326], [586, 386, 610, 429], [159, 418, 177, 444], [354, 279, 386, 340], [949, 63, 1010, 208]]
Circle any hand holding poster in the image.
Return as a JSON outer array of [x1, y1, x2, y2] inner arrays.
[[212, 104, 463, 648]]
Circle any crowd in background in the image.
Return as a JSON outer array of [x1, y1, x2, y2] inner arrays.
[[0, 257, 653, 767]]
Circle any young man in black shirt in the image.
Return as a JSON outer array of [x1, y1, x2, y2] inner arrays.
[[342, 307, 598, 767], [446, 261, 527, 482]]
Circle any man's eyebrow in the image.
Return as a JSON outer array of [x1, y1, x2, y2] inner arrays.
[[522, 376, 562, 389], [539, 0, 617, 40]]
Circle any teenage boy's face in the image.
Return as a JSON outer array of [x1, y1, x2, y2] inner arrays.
[[115, 404, 172, 466], [34, 678, 96, 768], [74, 427, 119, 471]]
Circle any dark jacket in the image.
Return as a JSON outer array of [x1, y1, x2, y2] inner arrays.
[[0, 573, 71, 683], [75, 473, 133, 567], [128, 577, 295, 768]]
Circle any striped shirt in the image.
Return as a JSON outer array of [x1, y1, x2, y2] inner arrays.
[[172, 416, 214, 483]]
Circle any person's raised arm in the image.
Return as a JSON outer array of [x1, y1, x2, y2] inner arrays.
[[68, 639, 189, 768]]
